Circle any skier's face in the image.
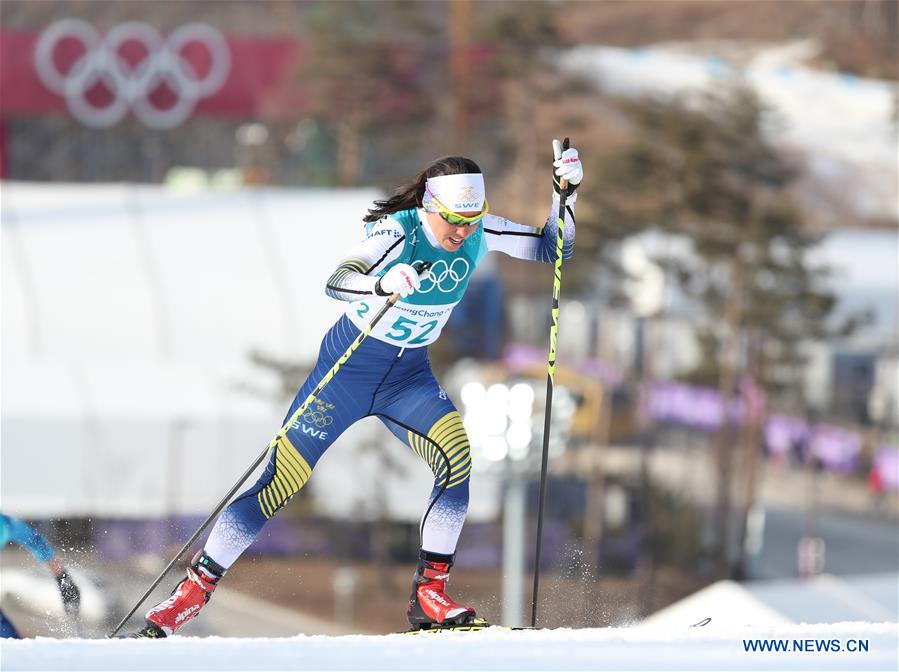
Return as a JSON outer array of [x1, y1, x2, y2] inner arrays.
[[426, 210, 481, 252]]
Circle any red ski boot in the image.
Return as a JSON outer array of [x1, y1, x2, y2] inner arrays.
[[407, 551, 476, 630], [141, 552, 225, 637]]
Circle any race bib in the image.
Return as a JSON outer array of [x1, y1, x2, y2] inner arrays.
[[346, 300, 458, 348]]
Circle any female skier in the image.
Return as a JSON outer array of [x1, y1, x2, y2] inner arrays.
[[133, 141, 582, 636]]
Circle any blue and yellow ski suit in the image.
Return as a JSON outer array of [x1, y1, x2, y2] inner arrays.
[[204, 202, 575, 568]]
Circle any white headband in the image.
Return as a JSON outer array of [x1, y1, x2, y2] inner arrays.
[[423, 173, 486, 213]]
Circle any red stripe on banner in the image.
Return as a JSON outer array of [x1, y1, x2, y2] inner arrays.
[[0, 31, 70, 115], [0, 118, 6, 178]]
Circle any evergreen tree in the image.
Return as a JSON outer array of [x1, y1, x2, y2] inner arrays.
[[295, 1, 438, 186], [593, 83, 867, 570], [596, 84, 863, 404]]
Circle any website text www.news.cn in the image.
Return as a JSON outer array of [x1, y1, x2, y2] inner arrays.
[[743, 637, 871, 654]]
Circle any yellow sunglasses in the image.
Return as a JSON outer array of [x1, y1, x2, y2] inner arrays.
[[430, 195, 489, 227]]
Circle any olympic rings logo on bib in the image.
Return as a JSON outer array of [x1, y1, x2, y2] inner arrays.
[[34, 19, 231, 129], [302, 411, 333, 428], [414, 258, 470, 294]]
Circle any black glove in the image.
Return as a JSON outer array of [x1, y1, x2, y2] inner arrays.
[[56, 571, 81, 616]]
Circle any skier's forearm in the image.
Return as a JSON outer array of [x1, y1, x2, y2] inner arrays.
[[324, 218, 407, 301], [540, 199, 576, 263], [325, 261, 379, 301], [483, 200, 576, 264]]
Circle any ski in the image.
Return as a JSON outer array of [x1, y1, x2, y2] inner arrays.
[[401, 616, 533, 634], [401, 616, 712, 634], [119, 623, 167, 639]]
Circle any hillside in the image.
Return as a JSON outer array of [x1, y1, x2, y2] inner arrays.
[[562, 0, 898, 80]]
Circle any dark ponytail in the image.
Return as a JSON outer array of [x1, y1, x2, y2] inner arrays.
[[363, 156, 482, 223]]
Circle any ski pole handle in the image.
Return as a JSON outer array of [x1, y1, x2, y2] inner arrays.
[[552, 138, 569, 190], [386, 261, 431, 304]]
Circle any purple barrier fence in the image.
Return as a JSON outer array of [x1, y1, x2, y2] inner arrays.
[[647, 382, 868, 475], [873, 446, 899, 491]]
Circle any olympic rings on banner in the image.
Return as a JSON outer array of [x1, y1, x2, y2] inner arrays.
[[34, 19, 231, 129], [413, 258, 470, 294]]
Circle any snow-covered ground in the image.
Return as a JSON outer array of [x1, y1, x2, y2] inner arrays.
[[3, 623, 897, 671]]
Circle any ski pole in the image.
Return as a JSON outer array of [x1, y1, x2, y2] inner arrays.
[[109, 263, 429, 638], [530, 138, 570, 628]]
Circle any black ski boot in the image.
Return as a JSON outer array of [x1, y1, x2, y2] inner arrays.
[[124, 622, 167, 639]]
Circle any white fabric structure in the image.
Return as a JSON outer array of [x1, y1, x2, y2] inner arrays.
[[1, 182, 381, 517], [643, 574, 898, 626]]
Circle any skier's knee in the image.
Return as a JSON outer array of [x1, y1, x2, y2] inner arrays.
[[406, 411, 472, 491]]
